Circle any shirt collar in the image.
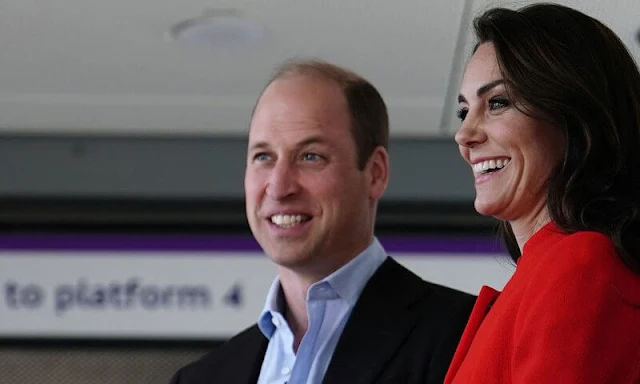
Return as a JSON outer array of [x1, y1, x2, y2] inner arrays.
[[258, 278, 284, 338], [320, 237, 387, 307], [257, 237, 387, 337]]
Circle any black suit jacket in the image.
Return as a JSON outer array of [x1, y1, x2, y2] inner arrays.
[[170, 257, 475, 384]]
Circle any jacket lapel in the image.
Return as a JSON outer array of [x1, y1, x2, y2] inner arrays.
[[444, 285, 499, 384], [211, 325, 268, 384], [237, 332, 268, 384], [322, 257, 428, 384]]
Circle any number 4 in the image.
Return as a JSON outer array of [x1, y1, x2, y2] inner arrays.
[[223, 282, 243, 308]]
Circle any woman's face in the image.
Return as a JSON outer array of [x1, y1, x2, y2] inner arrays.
[[455, 43, 565, 223]]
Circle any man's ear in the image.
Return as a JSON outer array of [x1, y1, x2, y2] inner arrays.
[[365, 146, 389, 201]]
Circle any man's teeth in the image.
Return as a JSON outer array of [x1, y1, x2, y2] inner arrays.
[[473, 158, 510, 173], [270, 214, 309, 227]]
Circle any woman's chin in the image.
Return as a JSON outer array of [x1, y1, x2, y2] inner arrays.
[[473, 199, 502, 218]]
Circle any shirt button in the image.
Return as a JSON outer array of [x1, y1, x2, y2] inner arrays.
[[271, 316, 280, 327], [281, 367, 291, 375]]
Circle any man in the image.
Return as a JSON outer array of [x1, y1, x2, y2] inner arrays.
[[170, 59, 475, 384]]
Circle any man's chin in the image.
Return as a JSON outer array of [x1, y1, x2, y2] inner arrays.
[[269, 251, 324, 275], [269, 253, 312, 268]]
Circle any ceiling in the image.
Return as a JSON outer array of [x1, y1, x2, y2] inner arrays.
[[0, 0, 637, 138]]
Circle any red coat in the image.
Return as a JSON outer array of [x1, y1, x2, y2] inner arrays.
[[445, 223, 640, 383]]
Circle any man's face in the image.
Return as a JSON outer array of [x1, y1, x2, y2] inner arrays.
[[245, 75, 387, 278]]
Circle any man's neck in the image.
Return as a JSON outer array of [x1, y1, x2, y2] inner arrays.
[[274, 237, 374, 351], [278, 271, 314, 352]]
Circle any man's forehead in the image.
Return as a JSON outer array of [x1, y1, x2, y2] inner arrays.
[[248, 127, 335, 148], [256, 75, 345, 109]]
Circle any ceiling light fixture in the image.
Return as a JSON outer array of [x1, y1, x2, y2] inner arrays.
[[170, 9, 268, 50]]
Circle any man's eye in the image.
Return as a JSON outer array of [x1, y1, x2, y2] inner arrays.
[[302, 153, 321, 161], [254, 153, 270, 161]]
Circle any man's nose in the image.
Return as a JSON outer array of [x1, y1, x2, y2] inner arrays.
[[266, 161, 299, 199]]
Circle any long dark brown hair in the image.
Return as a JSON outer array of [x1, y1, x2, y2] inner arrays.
[[473, 3, 640, 274]]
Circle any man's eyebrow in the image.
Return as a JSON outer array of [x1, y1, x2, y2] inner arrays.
[[248, 141, 269, 151], [248, 136, 330, 151], [296, 136, 329, 147], [458, 79, 506, 103]]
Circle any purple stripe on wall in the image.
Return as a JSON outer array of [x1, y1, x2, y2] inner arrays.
[[379, 236, 504, 254], [0, 234, 505, 254]]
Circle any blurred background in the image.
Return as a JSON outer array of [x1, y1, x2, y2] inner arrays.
[[0, 0, 638, 383]]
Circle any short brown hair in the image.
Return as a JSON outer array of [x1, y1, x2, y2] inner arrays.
[[256, 58, 389, 170]]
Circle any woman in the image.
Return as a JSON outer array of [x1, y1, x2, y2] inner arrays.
[[445, 3, 640, 383]]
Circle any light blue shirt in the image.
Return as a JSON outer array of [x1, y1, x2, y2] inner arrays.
[[256, 237, 387, 384]]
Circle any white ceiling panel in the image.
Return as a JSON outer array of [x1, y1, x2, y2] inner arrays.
[[0, 0, 637, 138], [0, 0, 466, 137]]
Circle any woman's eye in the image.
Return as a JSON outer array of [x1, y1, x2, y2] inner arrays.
[[489, 98, 510, 110], [456, 108, 468, 122]]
